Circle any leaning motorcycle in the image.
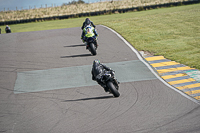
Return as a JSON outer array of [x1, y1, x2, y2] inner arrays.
[[86, 36, 97, 55], [100, 71, 120, 97], [5, 28, 11, 33]]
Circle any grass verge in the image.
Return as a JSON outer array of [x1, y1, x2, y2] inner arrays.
[[0, 4, 199, 69]]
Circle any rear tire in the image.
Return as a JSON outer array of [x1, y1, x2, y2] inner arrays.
[[107, 81, 120, 97], [90, 43, 97, 55]]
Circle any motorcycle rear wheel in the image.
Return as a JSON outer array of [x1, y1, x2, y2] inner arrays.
[[107, 81, 120, 97]]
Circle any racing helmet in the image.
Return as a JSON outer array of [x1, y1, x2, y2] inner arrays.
[[93, 59, 100, 65], [85, 18, 90, 25]]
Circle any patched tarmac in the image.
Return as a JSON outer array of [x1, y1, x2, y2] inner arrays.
[[14, 60, 156, 93]]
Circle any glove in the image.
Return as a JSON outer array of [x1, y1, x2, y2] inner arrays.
[[111, 70, 115, 75], [81, 38, 85, 43]]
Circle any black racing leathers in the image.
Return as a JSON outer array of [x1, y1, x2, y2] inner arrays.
[[5, 27, 11, 33], [81, 21, 95, 30], [91, 62, 112, 91]]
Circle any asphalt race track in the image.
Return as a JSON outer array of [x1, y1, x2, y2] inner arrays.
[[0, 25, 200, 133]]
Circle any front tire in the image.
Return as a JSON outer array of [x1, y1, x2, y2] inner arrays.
[[107, 81, 120, 97], [90, 43, 97, 55]]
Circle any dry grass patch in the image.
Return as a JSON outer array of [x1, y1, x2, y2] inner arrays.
[[0, 0, 190, 22]]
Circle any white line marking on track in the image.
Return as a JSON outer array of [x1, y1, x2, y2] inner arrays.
[[101, 25, 200, 104]]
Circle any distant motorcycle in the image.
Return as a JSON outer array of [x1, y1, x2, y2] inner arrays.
[[85, 36, 97, 55], [99, 70, 120, 97], [5, 27, 11, 33]]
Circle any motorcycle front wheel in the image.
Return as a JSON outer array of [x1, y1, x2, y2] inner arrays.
[[89, 43, 97, 55], [107, 81, 120, 97]]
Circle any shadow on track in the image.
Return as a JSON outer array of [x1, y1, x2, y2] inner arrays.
[[60, 54, 91, 58], [64, 44, 85, 47], [62, 95, 113, 102]]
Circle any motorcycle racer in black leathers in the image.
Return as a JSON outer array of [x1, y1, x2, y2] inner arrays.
[[5, 25, 11, 33], [81, 18, 96, 30], [91, 59, 114, 92]]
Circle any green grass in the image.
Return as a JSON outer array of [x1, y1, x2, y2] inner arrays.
[[0, 4, 200, 69]]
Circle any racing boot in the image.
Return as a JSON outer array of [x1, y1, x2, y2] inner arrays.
[[94, 41, 98, 50], [103, 86, 109, 92], [97, 81, 108, 92], [86, 43, 89, 49]]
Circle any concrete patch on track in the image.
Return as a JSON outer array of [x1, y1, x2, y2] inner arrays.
[[14, 60, 157, 94], [144, 55, 200, 100]]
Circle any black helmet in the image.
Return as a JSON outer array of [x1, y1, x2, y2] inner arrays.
[[85, 18, 91, 25], [93, 59, 100, 66], [85, 18, 90, 21]]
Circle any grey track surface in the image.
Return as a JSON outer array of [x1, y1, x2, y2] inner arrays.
[[0, 26, 200, 133]]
